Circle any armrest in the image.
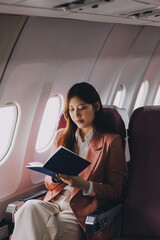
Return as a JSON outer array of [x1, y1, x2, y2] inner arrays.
[[6, 190, 47, 223], [85, 200, 122, 235]]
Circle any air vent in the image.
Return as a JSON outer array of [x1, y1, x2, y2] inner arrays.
[[121, 7, 160, 19], [54, 0, 113, 11]]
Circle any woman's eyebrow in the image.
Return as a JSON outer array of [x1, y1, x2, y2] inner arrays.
[[78, 103, 87, 106]]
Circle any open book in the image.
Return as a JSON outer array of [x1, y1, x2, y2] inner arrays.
[[26, 146, 90, 177]]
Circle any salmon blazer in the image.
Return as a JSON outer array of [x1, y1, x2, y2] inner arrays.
[[44, 129, 125, 238]]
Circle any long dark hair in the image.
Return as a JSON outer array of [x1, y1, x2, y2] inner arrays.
[[59, 82, 108, 151]]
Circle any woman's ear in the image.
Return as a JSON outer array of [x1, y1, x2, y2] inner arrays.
[[94, 101, 100, 111]]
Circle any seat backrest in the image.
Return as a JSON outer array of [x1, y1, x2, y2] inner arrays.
[[103, 106, 127, 152], [57, 113, 66, 130], [122, 106, 160, 238]]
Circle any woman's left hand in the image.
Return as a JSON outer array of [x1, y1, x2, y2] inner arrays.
[[57, 174, 90, 191]]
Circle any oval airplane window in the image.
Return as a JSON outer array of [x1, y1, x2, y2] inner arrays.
[[0, 103, 18, 161], [113, 85, 126, 108], [134, 80, 149, 110], [153, 85, 160, 105], [35, 95, 62, 152]]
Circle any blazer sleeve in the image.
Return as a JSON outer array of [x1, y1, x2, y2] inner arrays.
[[92, 135, 125, 200], [44, 129, 64, 191]]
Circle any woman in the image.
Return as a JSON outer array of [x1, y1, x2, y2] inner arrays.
[[12, 82, 125, 240]]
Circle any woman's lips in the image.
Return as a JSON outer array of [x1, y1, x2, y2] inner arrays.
[[75, 119, 84, 124]]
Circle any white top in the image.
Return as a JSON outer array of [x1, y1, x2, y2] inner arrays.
[[64, 128, 94, 195], [75, 128, 94, 158]]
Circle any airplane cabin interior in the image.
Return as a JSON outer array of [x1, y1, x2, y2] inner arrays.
[[0, 0, 160, 239]]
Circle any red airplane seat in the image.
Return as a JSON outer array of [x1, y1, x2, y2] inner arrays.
[[57, 113, 66, 130], [113, 106, 160, 240]]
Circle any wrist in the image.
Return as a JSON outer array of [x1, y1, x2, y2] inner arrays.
[[52, 176, 61, 183], [83, 181, 90, 191], [83, 181, 94, 196]]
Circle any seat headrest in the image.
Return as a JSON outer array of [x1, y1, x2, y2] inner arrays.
[[129, 106, 160, 137], [103, 107, 126, 137], [103, 107, 126, 151]]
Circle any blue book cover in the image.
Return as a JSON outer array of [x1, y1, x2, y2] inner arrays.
[[26, 146, 90, 177]]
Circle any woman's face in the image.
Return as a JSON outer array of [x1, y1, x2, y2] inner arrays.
[[69, 96, 96, 135]]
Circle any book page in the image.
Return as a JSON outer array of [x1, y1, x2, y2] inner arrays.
[[27, 162, 43, 167]]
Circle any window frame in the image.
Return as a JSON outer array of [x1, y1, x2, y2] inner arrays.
[[153, 85, 160, 105], [35, 95, 63, 152], [0, 102, 19, 161], [113, 84, 126, 108], [134, 80, 149, 110]]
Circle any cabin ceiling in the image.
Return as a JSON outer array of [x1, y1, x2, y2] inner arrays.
[[0, 0, 160, 26]]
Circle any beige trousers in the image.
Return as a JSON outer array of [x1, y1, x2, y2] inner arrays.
[[12, 190, 83, 240]]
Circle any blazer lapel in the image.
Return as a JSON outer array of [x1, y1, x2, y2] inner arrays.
[[71, 131, 104, 198]]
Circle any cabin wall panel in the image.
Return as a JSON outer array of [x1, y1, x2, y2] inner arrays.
[[0, 14, 26, 84], [88, 24, 143, 104], [117, 26, 160, 114], [142, 42, 160, 105], [88, 24, 160, 114]]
